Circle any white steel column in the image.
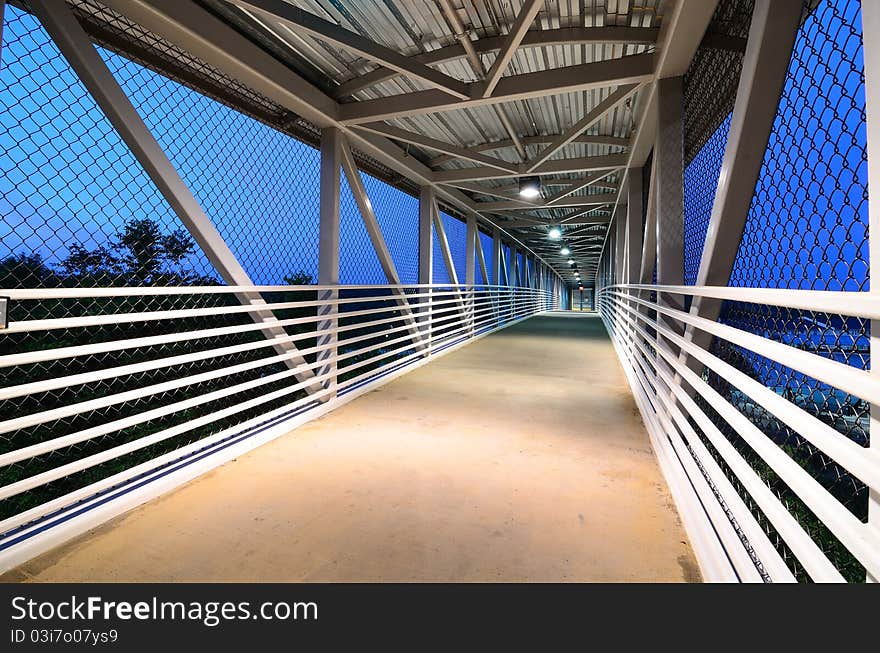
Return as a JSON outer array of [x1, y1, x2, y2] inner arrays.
[[430, 199, 468, 322], [625, 168, 643, 285], [419, 186, 434, 353], [338, 136, 427, 349], [492, 228, 502, 286], [508, 245, 517, 288], [30, 0, 319, 387], [318, 127, 341, 398], [655, 75, 685, 352], [863, 0, 880, 583], [466, 215, 477, 334], [615, 210, 626, 284]]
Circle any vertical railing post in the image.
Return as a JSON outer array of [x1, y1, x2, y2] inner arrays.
[[419, 186, 434, 356], [466, 214, 477, 337], [863, 0, 880, 583], [318, 127, 341, 398], [508, 245, 517, 321], [655, 75, 686, 358], [615, 210, 626, 286], [492, 228, 502, 326]]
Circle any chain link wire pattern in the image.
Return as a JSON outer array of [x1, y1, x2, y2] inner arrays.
[[699, 0, 869, 581], [0, 3, 539, 531]]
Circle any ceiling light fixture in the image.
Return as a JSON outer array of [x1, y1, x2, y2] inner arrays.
[[548, 227, 561, 239], [518, 175, 541, 198], [560, 246, 570, 256]]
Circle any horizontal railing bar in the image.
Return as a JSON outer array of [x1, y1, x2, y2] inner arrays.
[[604, 289, 879, 407], [3, 288, 542, 334], [0, 364, 339, 501], [604, 299, 804, 582], [624, 344, 772, 582], [0, 292, 501, 369], [600, 294, 845, 581], [602, 294, 877, 579], [0, 297, 546, 468], [604, 293, 880, 490], [0, 284, 541, 300], [609, 283, 880, 320]]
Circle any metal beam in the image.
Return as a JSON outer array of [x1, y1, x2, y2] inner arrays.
[[624, 167, 643, 285], [100, 0, 476, 235], [682, 0, 802, 364], [502, 218, 610, 229], [545, 169, 620, 205], [615, 211, 626, 283], [475, 193, 618, 211], [428, 134, 629, 167], [318, 127, 341, 397], [526, 83, 641, 171], [475, 228, 489, 286], [339, 137, 427, 349], [639, 162, 658, 284], [338, 54, 655, 124], [31, 0, 319, 387], [419, 185, 434, 351], [437, 0, 527, 160], [655, 75, 685, 355], [479, 0, 543, 98], [229, 0, 469, 99], [431, 199, 459, 286], [493, 228, 502, 286], [433, 153, 628, 183], [465, 216, 477, 285], [438, 173, 618, 200], [419, 187, 434, 285], [353, 122, 518, 173], [334, 26, 660, 98]]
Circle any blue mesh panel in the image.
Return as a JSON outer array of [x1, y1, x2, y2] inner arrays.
[[683, 114, 732, 285], [478, 230, 494, 285]]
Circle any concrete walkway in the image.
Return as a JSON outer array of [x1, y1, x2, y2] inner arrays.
[[5, 313, 699, 582]]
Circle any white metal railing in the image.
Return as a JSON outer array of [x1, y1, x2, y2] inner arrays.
[[0, 283, 556, 567], [598, 283, 878, 583]]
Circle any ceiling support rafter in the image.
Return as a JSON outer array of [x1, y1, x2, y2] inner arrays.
[[433, 153, 628, 183], [479, 0, 544, 98], [428, 134, 628, 167], [475, 193, 618, 212], [437, 0, 526, 160], [525, 83, 642, 171], [338, 54, 656, 124], [353, 122, 519, 173], [545, 169, 620, 205], [229, 0, 470, 99], [334, 26, 660, 98]]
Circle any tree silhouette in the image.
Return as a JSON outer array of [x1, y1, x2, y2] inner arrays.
[[52, 217, 200, 285]]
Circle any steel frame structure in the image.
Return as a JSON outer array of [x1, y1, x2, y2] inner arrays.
[[0, 0, 564, 572], [0, 0, 874, 583]]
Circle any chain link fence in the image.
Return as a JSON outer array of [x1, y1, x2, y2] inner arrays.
[[702, 0, 869, 582], [0, 3, 437, 529]]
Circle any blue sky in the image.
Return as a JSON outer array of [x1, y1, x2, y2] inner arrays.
[[0, 0, 868, 293], [685, 0, 867, 292], [0, 4, 494, 287]]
